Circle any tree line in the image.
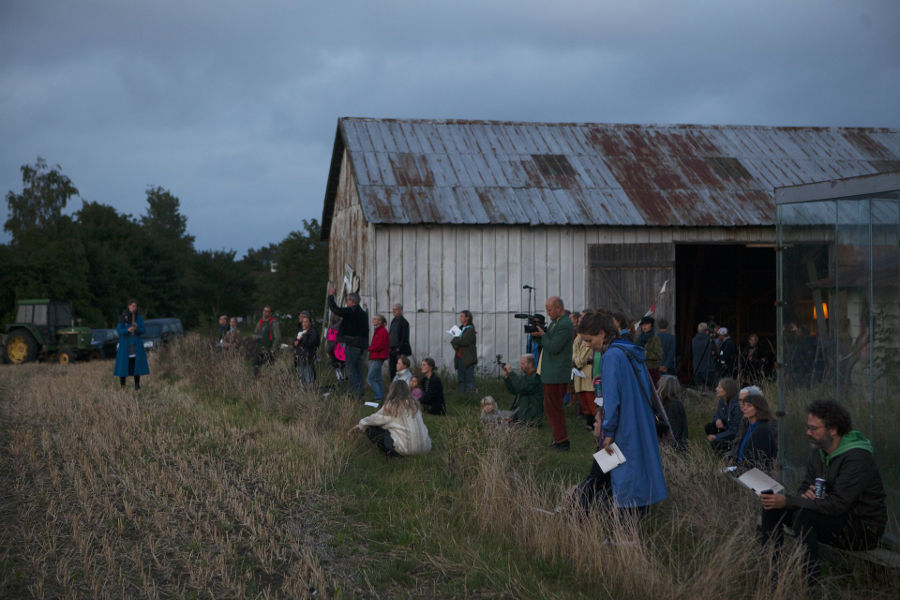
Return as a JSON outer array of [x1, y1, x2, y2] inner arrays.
[[1, 158, 328, 329]]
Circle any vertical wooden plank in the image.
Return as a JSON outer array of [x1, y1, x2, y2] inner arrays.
[[442, 227, 456, 313], [388, 226, 404, 312], [494, 227, 509, 313], [428, 228, 443, 313], [507, 227, 522, 312], [455, 228, 469, 312], [400, 228, 416, 316], [533, 228, 547, 309], [560, 227, 575, 310], [415, 228, 430, 356], [573, 229, 587, 310], [468, 227, 483, 313], [481, 229, 495, 316], [546, 227, 561, 299], [375, 228, 390, 313]]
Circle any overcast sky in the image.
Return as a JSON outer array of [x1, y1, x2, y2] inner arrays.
[[2, 0, 898, 255]]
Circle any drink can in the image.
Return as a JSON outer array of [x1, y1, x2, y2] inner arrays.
[[814, 477, 826, 499], [593, 376, 603, 407]]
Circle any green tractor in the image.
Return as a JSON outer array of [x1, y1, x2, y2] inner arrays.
[[3, 299, 93, 364]]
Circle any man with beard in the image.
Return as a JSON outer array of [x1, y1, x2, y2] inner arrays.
[[759, 400, 886, 584]]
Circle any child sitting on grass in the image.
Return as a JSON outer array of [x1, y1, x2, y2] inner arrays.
[[480, 395, 502, 424], [409, 376, 424, 402], [347, 380, 432, 457]]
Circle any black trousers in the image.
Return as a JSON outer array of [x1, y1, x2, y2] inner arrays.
[[388, 348, 400, 380], [760, 506, 880, 580], [365, 426, 401, 457], [120, 357, 141, 389]]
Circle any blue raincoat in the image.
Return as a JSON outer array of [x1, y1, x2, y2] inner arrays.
[[114, 314, 150, 377], [601, 338, 667, 508]]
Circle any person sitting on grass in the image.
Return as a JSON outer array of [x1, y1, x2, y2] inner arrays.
[[704, 377, 741, 453], [393, 355, 412, 385], [409, 376, 423, 402], [480, 395, 503, 425], [347, 380, 432, 457], [419, 357, 446, 415], [724, 387, 777, 473], [502, 354, 544, 427], [656, 376, 688, 452], [759, 400, 886, 585]]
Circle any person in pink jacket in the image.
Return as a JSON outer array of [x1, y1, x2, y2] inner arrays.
[[367, 315, 390, 403]]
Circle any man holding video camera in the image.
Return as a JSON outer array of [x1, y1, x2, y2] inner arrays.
[[532, 296, 574, 450]]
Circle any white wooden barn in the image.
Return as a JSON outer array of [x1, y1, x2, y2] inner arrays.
[[320, 118, 900, 374]]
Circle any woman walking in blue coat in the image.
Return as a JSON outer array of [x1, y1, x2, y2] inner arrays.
[[577, 310, 667, 511], [114, 299, 150, 390]]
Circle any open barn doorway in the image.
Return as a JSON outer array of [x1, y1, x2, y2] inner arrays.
[[674, 244, 776, 382]]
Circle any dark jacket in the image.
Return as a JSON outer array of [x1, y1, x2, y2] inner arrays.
[[711, 395, 742, 442], [537, 315, 574, 384], [658, 331, 676, 372], [420, 373, 446, 415], [293, 325, 319, 365], [389, 315, 412, 355], [726, 418, 777, 472], [327, 296, 368, 348], [504, 370, 543, 425], [785, 431, 887, 537], [692, 332, 716, 376], [450, 325, 477, 369], [716, 336, 737, 378], [663, 399, 688, 451]]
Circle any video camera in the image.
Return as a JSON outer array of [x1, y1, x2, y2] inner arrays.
[[514, 313, 546, 334]]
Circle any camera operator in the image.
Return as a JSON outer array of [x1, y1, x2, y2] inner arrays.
[[501, 354, 543, 426], [691, 321, 717, 388], [531, 296, 574, 450]]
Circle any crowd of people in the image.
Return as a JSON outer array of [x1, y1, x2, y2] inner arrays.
[[116, 291, 889, 586]]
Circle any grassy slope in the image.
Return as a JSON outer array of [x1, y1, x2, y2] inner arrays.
[[1, 335, 896, 599]]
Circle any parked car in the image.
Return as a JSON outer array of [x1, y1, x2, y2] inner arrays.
[[90, 328, 119, 359], [142, 318, 184, 350]]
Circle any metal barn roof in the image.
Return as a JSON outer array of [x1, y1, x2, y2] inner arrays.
[[321, 118, 900, 235]]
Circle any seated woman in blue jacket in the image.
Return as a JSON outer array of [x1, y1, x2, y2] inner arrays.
[[725, 388, 777, 473]]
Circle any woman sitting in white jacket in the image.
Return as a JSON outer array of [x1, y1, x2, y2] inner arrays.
[[347, 380, 432, 457]]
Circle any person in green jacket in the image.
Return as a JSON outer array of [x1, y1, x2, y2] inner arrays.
[[450, 310, 478, 395], [502, 354, 543, 426], [532, 296, 574, 450]]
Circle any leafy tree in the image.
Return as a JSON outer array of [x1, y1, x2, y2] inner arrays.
[[4, 157, 79, 242], [187, 249, 255, 324]]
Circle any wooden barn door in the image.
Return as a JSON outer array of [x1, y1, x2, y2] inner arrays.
[[587, 243, 675, 322]]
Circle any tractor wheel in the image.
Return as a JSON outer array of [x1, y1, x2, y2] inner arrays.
[[6, 329, 38, 364], [58, 350, 74, 365], [89, 350, 101, 361]]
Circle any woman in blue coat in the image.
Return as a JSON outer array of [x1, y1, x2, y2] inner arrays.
[[114, 299, 150, 389], [577, 310, 667, 510]]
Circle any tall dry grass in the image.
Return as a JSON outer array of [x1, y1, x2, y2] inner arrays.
[[0, 336, 357, 599]]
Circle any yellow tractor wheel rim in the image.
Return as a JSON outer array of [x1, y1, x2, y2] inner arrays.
[[7, 337, 28, 363], [58, 352, 71, 365]]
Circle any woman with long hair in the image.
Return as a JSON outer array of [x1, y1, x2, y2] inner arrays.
[[726, 388, 777, 473], [114, 299, 150, 390], [347, 380, 431, 457], [419, 357, 446, 415], [293, 310, 319, 385], [705, 377, 742, 453]]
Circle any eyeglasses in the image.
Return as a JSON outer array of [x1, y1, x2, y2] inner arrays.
[[806, 424, 823, 431]]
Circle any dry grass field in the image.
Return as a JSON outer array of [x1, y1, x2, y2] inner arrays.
[[1, 334, 896, 599]]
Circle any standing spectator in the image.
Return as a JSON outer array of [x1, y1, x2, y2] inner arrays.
[[217, 314, 228, 345], [704, 377, 741, 453], [691, 322, 717, 388], [502, 354, 543, 426], [637, 316, 662, 386], [327, 284, 369, 401], [533, 296, 575, 451], [253, 305, 281, 376], [657, 318, 676, 376], [450, 310, 477, 395], [114, 299, 150, 390], [223, 317, 242, 350], [715, 327, 737, 379], [657, 375, 688, 451], [740, 333, 769, 384], [367, 315, 389, 403], [576, 310, 667, 511], [388, 304, 412, 379], [293, 311, 319, 385], [419, 357, 446, 415], [347, 380, 432, 457], [572, 333, 596, 429]]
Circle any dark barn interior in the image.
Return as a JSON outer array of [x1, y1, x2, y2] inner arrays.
[[674, 244, 776, 379]]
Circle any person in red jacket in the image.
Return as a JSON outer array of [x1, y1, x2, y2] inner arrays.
[[367, 315, 390, 403]]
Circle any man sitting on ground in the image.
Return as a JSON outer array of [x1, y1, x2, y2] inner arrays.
[[502, 354, 543, 426], [759, 399, 887, 584]]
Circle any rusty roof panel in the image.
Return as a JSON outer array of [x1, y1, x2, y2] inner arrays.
[[330, 118, 900, 228]]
